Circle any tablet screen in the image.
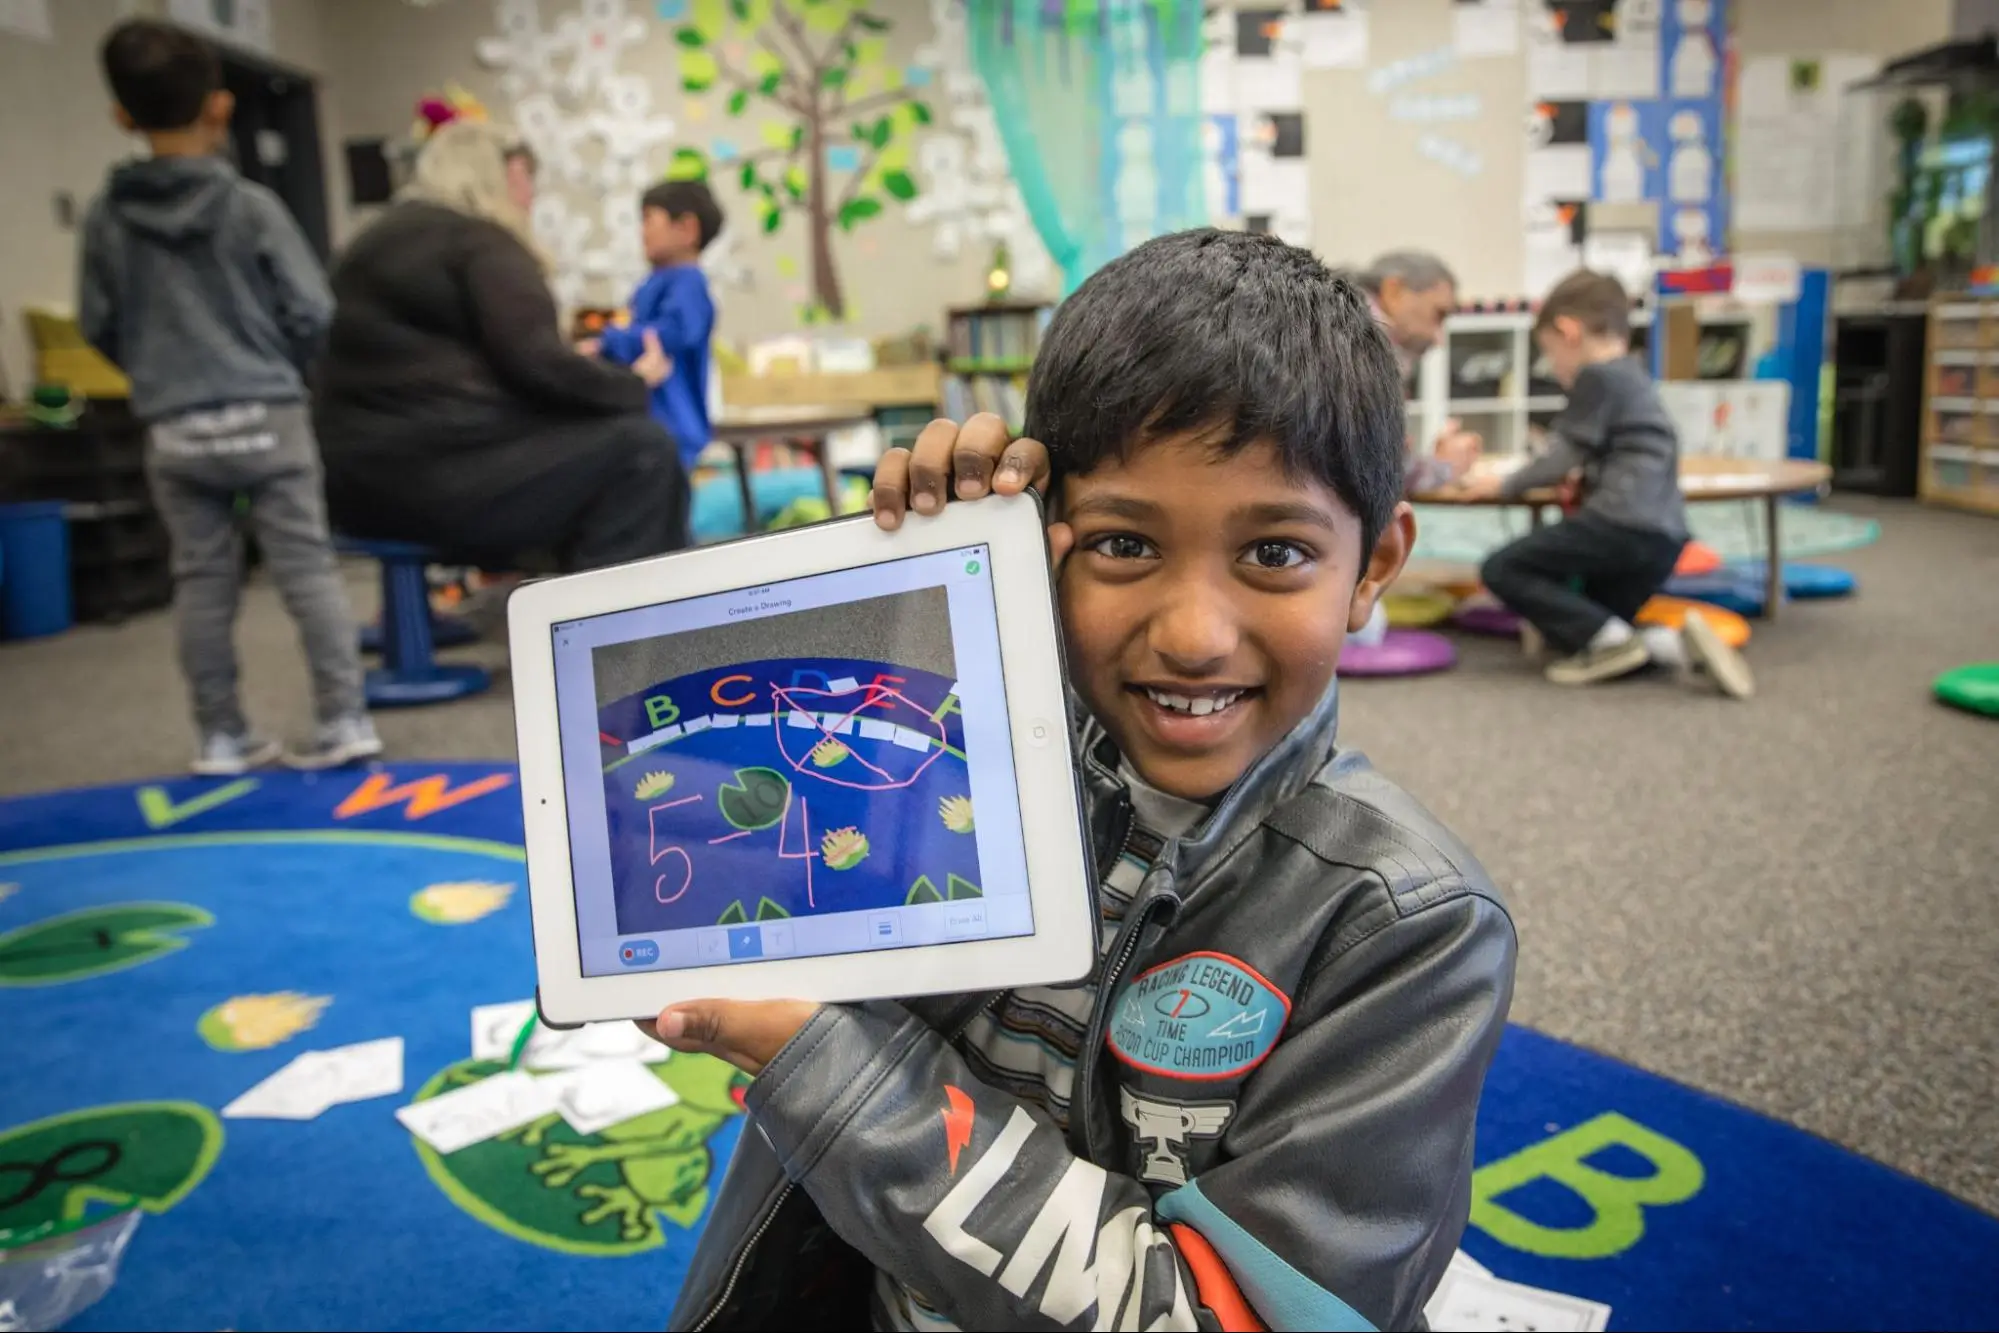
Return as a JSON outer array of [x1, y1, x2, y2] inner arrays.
[[549, 544, 1037, 977]]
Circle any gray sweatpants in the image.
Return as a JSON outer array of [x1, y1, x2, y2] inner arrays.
[[146, 401, 365, 737]]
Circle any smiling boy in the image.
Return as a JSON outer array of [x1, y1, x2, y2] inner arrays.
[[650, 230, 1516, 1332]]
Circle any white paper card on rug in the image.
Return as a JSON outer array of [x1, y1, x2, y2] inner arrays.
[[224, 1038, 405, 1120], [0, 0, 52, 41], [1453, 0, 1519, 59], [470, 1000, 672, 1069], [1300, 4, 1369, 70], [396, 1070, 560, 1154], [539, 1060, 681, 1135], [1424, 1269, 1611, 1332]]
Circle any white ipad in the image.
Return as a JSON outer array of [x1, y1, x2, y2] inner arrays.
[[508, 494, 1097, 1027]]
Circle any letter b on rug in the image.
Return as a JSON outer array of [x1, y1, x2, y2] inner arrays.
[[1468, 1113, 1705, 1259]]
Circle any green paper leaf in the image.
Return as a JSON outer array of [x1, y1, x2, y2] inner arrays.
[[869, 116, 891, 149], [759, 120, 794, 149], [783, 165, 807, 200], [750, 47, 785, 79], [759, 70, 783, 96], [739, 162, 757, 189], [821, 66, 848, 88], [675, 26, 707, 47], [729, 0, 752, 19], [667, 147, 709, 182], [881, 169, 916, 201], [679, 48, 718, 92], [838, 196, 882, 231], [855, 12, 890, 30], [908, 99, 932, 125], [790, 124, 805, 149], [727, 89, 749, 116], [761, 201, 784, 234]]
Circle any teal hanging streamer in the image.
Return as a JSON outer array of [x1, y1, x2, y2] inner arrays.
[[970, 0, 1207, 294]]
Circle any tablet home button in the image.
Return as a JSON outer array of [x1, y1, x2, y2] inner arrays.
[[1027, 720, 1051, 747]]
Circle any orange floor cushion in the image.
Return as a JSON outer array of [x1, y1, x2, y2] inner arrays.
[[1637, 595, 1751, 648], [1675, 541, 1723, 576]]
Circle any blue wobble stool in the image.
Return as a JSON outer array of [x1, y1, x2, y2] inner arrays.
[[1664, 569, 1774, 619], [339, 538, 490, 707]]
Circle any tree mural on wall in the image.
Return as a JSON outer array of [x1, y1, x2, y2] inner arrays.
[[667, 0, 930, 321]]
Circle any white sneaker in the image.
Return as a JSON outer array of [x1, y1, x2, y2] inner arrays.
[[285, 715, 385, 770], [192, 732, 282, 777], [1680, 612, 1755, 700]]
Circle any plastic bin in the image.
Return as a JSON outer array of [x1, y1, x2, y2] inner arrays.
[[0, 501, 73, 639]]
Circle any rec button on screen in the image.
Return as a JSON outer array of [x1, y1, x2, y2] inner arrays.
[[618, 939, 660, 967]]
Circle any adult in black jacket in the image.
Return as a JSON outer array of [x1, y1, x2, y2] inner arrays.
[[314, 122, 685, 571]]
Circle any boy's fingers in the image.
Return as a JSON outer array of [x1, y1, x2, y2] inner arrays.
[[871, 447, 911, 530], [1046, 521, 1076, 576], [994, 438, 1052, 495], [908, 419, 960, 515]]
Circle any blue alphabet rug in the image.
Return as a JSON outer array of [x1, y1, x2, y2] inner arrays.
[[1, 767, 1992, 1330]]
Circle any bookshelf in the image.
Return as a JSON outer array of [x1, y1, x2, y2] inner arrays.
[[941, 302, 1052, 432], [1919, 298, 1999, 516]]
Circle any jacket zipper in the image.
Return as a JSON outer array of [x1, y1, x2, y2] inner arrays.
[[696, 789, 1143, 1329]]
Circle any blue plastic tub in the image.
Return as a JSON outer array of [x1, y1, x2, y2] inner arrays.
[[0, 501, 73, 639]]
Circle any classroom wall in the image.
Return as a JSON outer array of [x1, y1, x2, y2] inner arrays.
[[314, 0, 1032, 341], [0, 0, 337, 401], [1305, 0, 1954, 299]]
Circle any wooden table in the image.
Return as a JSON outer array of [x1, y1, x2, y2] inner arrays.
[[711, 403, 875, 531], [1414, 455, 1833, 621]]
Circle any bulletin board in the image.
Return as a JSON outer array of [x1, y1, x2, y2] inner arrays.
[[1199, 0, 1735, 301]]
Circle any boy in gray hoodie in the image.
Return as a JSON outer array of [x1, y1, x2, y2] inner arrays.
[[79, 20, 379, 774]]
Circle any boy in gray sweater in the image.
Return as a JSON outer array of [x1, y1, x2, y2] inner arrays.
[[1461, 269, 1752, 697], [79, 20, 380, 773]]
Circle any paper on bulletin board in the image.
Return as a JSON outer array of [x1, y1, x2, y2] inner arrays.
[[1454, 0, 1519, 59], [0, 0, 51, 41], [1582, 231, 1656, 296], [1735, 53, 1880, 232], [1234, 8, 1303, 110], [1526, 5, 1591, 98], [1300, 0, 1369, 70]]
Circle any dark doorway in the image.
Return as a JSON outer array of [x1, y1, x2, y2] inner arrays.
[[218, 52, 331, 261]]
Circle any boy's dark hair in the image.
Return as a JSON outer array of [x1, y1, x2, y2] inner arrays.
[[1025, 228, 1405, 553], [101, 20, 221, 132], [1534, 269, 1631, 340], [642, 180, 724, 250]]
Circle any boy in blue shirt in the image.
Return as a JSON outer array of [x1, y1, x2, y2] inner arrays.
[[591, 180, 722, 471]]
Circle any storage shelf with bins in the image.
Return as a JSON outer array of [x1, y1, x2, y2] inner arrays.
[[941, 303, 1051, 434], [1919, 299, 1999, 516]]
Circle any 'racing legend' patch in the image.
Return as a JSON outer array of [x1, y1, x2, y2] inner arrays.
[[1106, 951, 1290, 1080]]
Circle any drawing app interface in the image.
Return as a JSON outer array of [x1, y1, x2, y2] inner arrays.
[[551, 546, 1036, 976]]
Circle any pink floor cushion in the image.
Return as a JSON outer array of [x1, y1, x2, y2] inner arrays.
[[1450, 603, 1523, 637], [1339, 629, 1459, 677]]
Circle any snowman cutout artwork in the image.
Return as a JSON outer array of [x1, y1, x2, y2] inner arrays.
[[1672, 208, 1713, 266], [1600, 103, 1650, 203], [1667, 109, 1712, 203], [1670, 0, 1717, 98]]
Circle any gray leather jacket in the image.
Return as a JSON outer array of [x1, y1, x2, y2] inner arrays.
[[668, 681, 1516, 1331]]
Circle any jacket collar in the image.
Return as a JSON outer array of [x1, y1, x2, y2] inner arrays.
[[1076, 674, 1343, 903]]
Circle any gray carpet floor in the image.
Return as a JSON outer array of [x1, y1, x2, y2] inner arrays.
[[2, 496, 1995, 1213]]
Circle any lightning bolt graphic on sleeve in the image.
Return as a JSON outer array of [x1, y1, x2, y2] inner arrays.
[[942, 1085, 975, 1175]]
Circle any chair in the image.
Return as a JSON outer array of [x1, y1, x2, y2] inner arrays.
[[337, 538, 490, 706]]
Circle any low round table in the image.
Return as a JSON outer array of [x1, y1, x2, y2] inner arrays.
[[1414, 455, 1832, 622], [712, 403, 875, 532]]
